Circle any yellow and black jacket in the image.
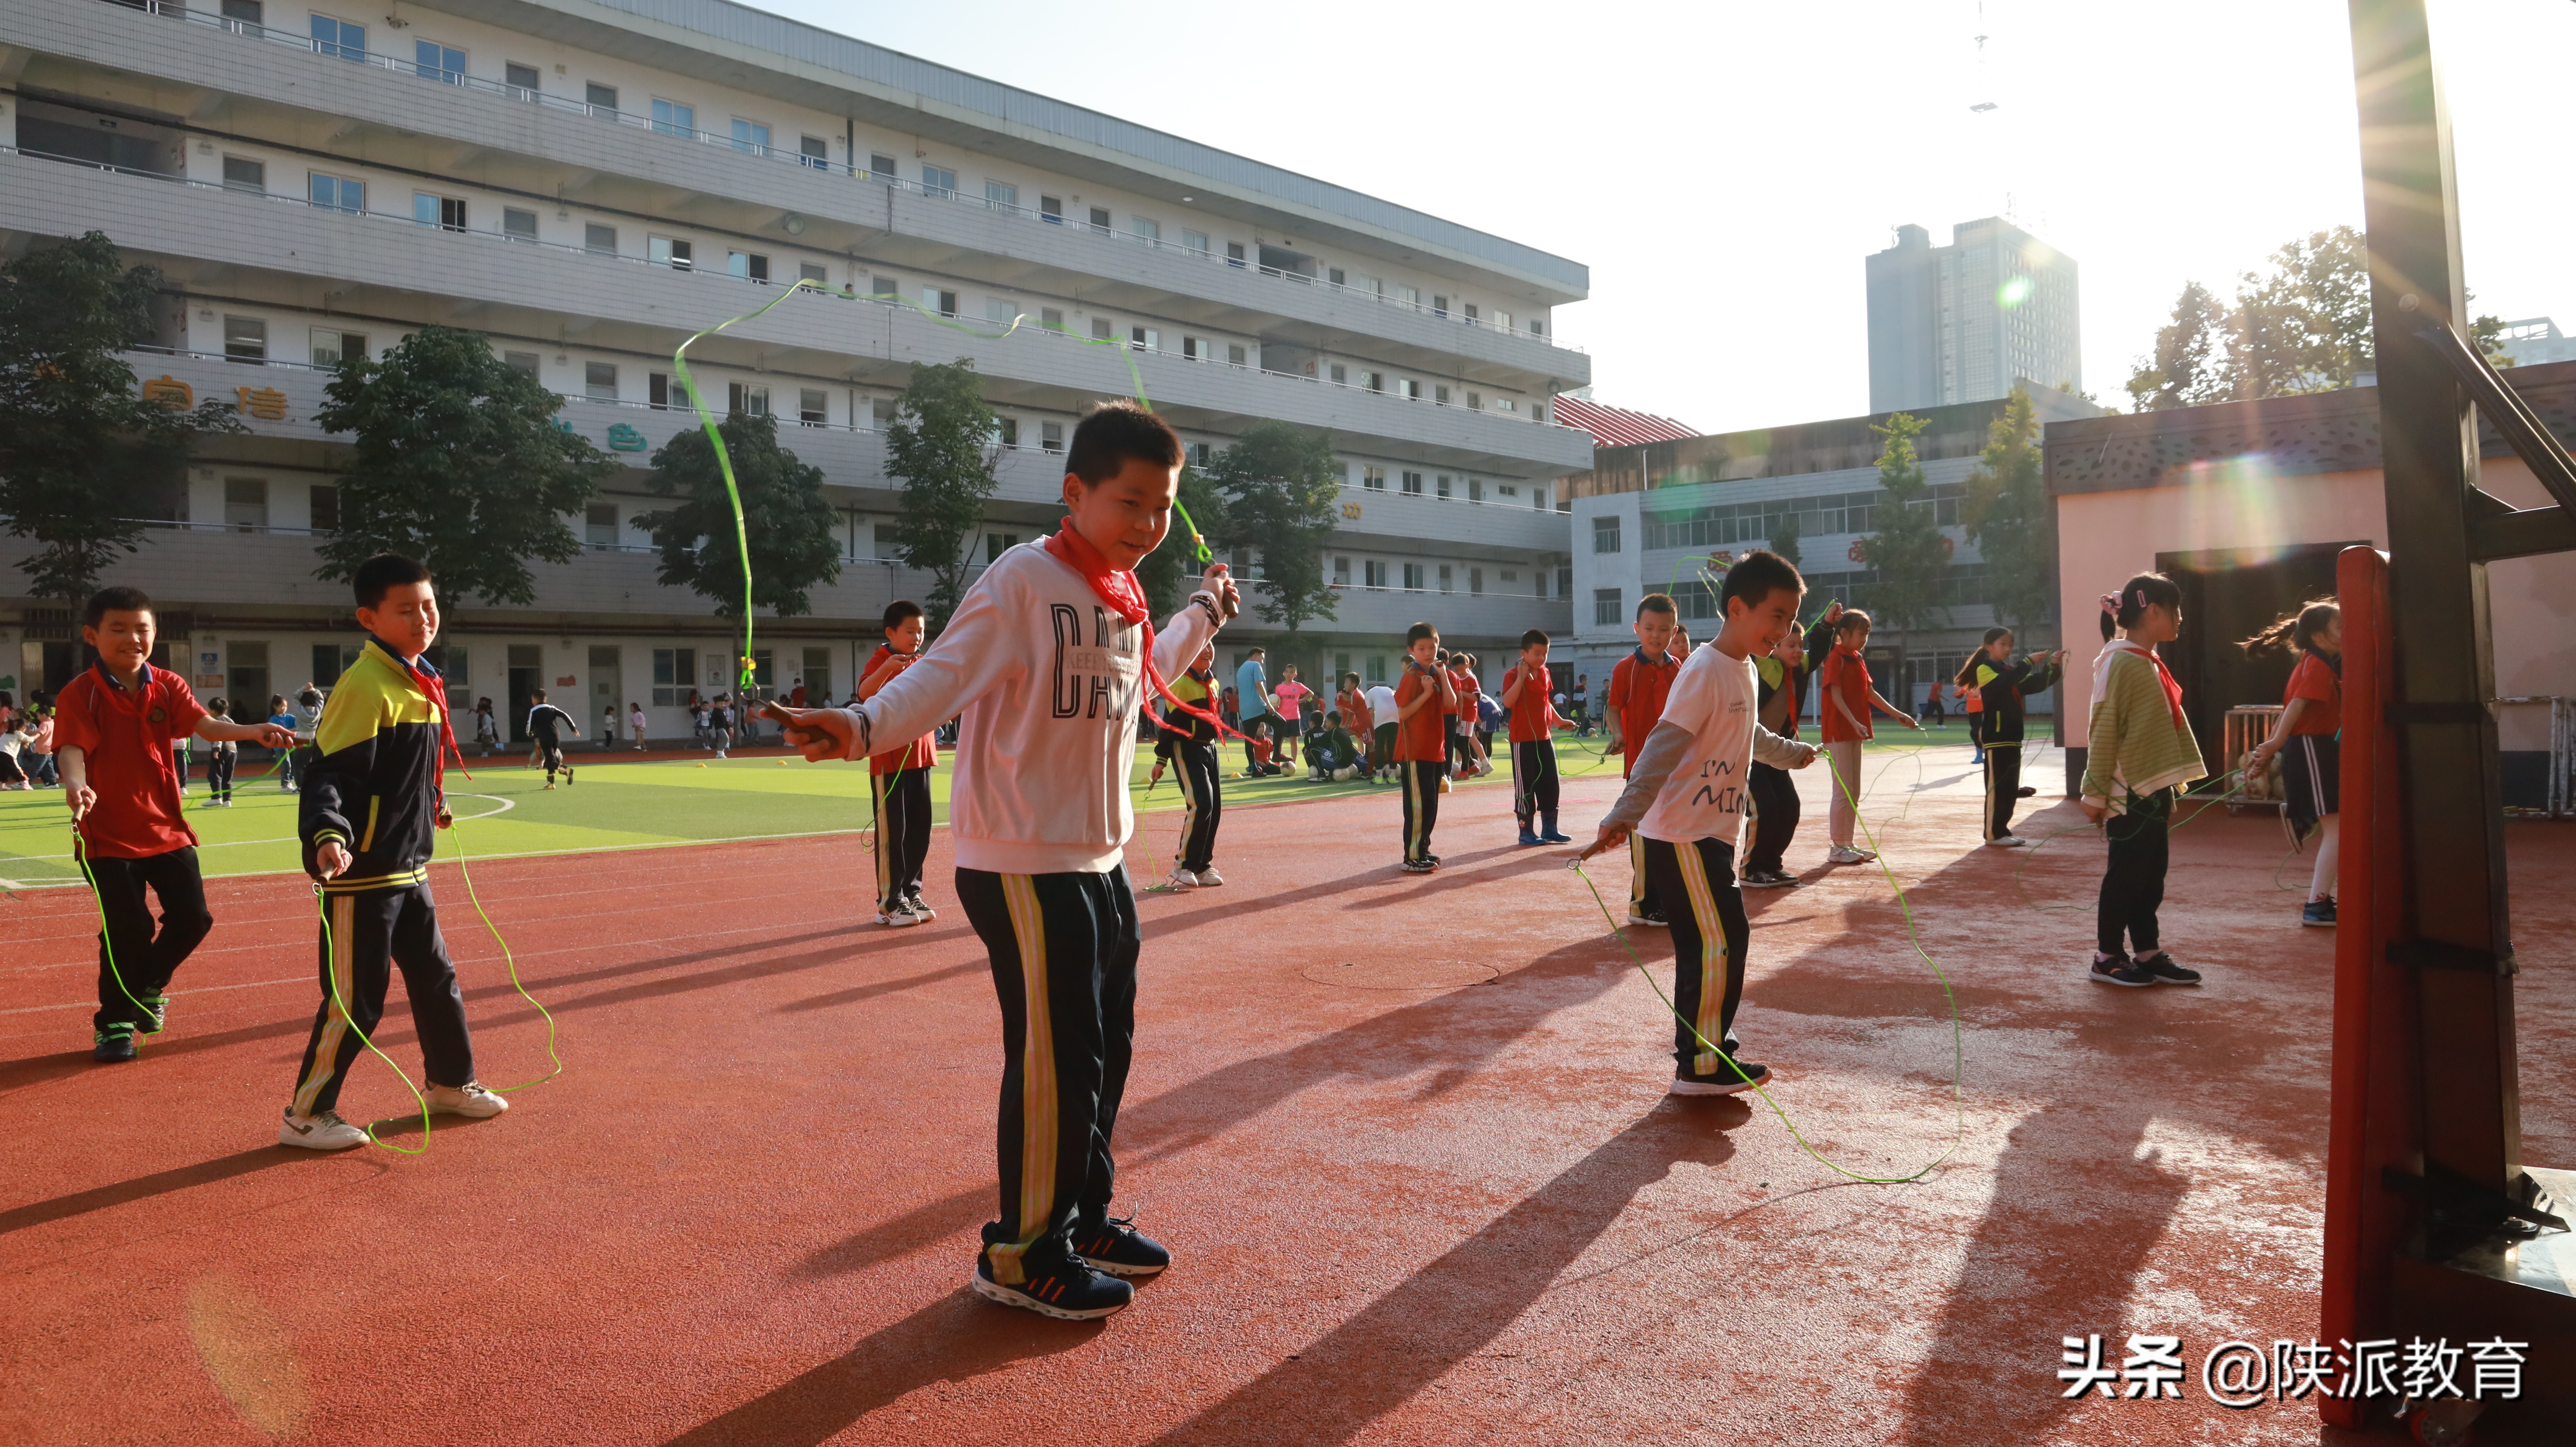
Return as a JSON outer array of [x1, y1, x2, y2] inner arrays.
[[1969, 654, 2064, 747], [300, 638, 448, 892]]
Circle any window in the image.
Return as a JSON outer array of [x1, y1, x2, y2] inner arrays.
[[585, 361, 617, 401], [310, 14, 365, 61], [504, 61, 540, 98], [729, 119, 770, 155], [1535, 403, 1550, 425], [798, 262, 827, 285], [220, 156, 264, 193], [1188, 441, 1212, 467], [870, 274, 898, 298], [648, 372, 691, 410], [310, 329, 365, 368], [921, 165, 956, 198], [1329, 364, 1347, 385], [1132, 218, 1160, 245], [1495, 311, 1513, 332], [984, 179, 1017, 209], [1498, 484, 1520, 498], [923, 289, 959, 317], [871, 523, 902, 559], [1040, 307, 1065, 332], [1402, 562, 1426, 591], [1436, 474, 1452, 499], [727, 251, 770, 282], [1559, 565, 1574, 596], [869, 152, 897, 180], [1130, 326, 1160, 352], [1594, 588, 1623, 626], [727, 382, 770, 416], [1363, 466, 1385, 491], [798, 388, 826, 426], [1040, 195, 1063, 223], [1228, 344, 1248, 366], [986, 297, 1017, 325], [586, 503, 620, 549], [871, 397, 897, 429], [308, 172, 364, 213], [1366, 655, 1388, 683], [584, 223, 618, 255], [649, 236, 694, 270], [1356, 275, 1380, 296], [799, 135, 828, 169], [1438, 564, 1454, 593], [1432, 294, 1449, 318], [1364, 560, 1387, 588], [1534, 571, 1547, 598], [1400, 379, 1422, 400], [1593, 515, 1622, 553], [994, 417, 1020, 447], [1463, 303, 1479, 323], [985, 533, 1020, 563], [1365, 372, 1385, 392], [1328, 267, 1346, 287], [1181, 336, 1204, 361], [412, 39, 464, 83], [1332, 556, 1350, 587], [1041, 420, 1064, 453], [1468, 479, 1484, 503], [585, 81, 618, 114], [1435, 385, 1451, 406], [1470, 566, 1484, 595], [412, 192, 466, 232], [219, 0, 262, 31], [1226, 241, 1246, 268], [651, 648, 697, 707], [651, 99, 695, 138], [504, 350, 539, 375], [1468, 391, 1482, 410], [1182, 229, 1210, 255], [224, 477, 268, 531], [223, 315, 267, 363], [310, 483, 339, 532], [1532, 483, 1548, 509], [502, 207, 538, 242], [1088, 206, 1112, 235], [1401, 471, 1423, 496], [1395, 284, 1419, 308]]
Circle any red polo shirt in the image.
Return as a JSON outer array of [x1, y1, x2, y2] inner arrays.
[[1393, 667, 1448, 761], [1501, 661, 1554, 744], [1605, 648, 1679, 777], [860, 643, 938, 775], [1820, 646, 1874, 743], [53, 663, 210, 859]]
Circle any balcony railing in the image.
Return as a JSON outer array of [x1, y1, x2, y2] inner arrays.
[[94, 0, 1579, 351]]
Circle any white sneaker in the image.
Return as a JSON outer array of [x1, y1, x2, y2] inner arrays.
[[1195, 866, 1224, 887], [1826, 844, 1877, 866], [1985, 834, 2029, 849], [1166, 868, 1200, 889], [279, 1108, 368, 1150], [876, 903, 923, 927], [427, 1082, 509, 1118], [904, 894, 938, 921]]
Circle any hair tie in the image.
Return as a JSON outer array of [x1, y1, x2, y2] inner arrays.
[[2098, 593, 2119, 616]]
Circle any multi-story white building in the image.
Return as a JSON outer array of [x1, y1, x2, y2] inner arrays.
[[0, 0, 1589, 737], [1867, 218, 2080, 414]]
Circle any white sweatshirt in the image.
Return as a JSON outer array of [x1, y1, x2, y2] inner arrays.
[[839, 541, 1221, 875]]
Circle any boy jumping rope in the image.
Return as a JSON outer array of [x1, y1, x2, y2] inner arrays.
[[1583, 551, 1820, 1094], [1159, 641, 1225, 888], [860, 600, 939, 925], [774, 403, 1240, 1320], [283, 555, 509, 1149], [57, 586, 294, 1063], [1605, 593, 1683, 926], [1501, 629, 1570, 846]]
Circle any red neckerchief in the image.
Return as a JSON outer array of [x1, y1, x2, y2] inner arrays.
[[371, 637, 470, 826], [2145, 647, 2187, 731], [1043, 527, 1241, 742]]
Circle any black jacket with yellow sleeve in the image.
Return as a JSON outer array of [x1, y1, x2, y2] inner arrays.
[[300, 638, 448, 892], [1970, 654, 2063, 747]]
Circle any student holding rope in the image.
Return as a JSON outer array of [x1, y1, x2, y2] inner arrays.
[[1501, 630, 1571, 846], [1742, 622, 1812, 888], [1160, 642, 1226, 887], [1583, 550, 1819, 1095], [861, 600, 940, 925], [2081, 574, 2205, 987], [1959, 628, 2067, 849], [2241, 598, 2342, 928], [1817, 608, 1922, 865], [772, 403, 1240, 1321], [57, 587, 295, 1063], [1393, 626, 1460, 871], [282, 555, 509, 1148], [1605, 592, 1683, 925]]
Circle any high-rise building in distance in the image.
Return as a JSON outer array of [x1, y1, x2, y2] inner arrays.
[[1867, 218, 2079, 413]]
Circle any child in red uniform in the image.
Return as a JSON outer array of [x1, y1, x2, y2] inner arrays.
[[860, 600, 940, 927], [1393, 623, 1458, 872], [1500, 629, 1570, 846], [57, 587, 293, 1062], [1816, 608, 1920, 865], [1606, 593, 1682, 924], [2242, 599, 2342, 927]]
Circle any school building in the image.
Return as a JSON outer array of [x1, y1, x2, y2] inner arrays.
[[2044, 360, 2576, 808], [0, 0, 1592, 737]]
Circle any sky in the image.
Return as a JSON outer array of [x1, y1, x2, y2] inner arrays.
[[755, 0, 2576, 434]]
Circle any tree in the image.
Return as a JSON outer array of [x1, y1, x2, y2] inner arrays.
[[1205, 420, 1341, 635], [1137, 461, 1230, 620], [884, 361, 1000, 632], [1859, 411, 1947, 649], [1962, 385, 2053, 636], [0, 232, 242, 605], [1766, 505, 1801, 570], [2124, 280, 2230, 412], [635, 410, 839, 618], [313, 324, 612, 605]]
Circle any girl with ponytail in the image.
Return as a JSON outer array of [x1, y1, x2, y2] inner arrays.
[[2081, 572, 2204, 987], [2242, 599, 2343, 927]]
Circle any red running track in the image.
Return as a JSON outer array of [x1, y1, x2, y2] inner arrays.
[[3, 754, 2571, 1445]]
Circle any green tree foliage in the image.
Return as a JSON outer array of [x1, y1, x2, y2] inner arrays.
[[884, 361, 1000, 631], [1205, 420, 1342, 634], [1962, 385, 2053, 635], [2126, 227, 2514, 410], [0, 232, 242, 604], [1766, 506, 1801, 570], [1137, 462, 1230, 619], [313, 324, 612, 605], [1859, 412, 1947, 645], [636, 410, 839, 617]]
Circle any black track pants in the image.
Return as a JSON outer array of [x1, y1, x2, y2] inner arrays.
[[1644, 837, 1751, 1071], [1172, 741, 1222, 873], [2097, 788, 2173, 957], [1743, 762, 1800, 873], [289, 882, 476, 1116], [80, 846, 213, 1032], [1400, 759, 1443, 863], [1982, 745, 2023, 841], [1513, 739, 1559, 832], [871, 766, 933, 910]]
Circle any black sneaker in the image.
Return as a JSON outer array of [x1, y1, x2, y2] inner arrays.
[[136, 994, 169, 1035], [1073, 1216, 1170, 1278], [970, 1251, 1134, 1320], [2301, 899, 2336, 928], [92, 1025, 137, 1063], [1740, 868, 1799, 889], [564, 766, 575, 787], [1670, 1054, 1769, 1096], [1400, 858, 1436, 874], [2135, 951, 2202, 986], [2089, 954, 2156, 987], [2016, 786, 2037, 797]]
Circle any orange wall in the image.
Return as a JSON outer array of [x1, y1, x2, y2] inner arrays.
[[2055, 460, 2575, 752]]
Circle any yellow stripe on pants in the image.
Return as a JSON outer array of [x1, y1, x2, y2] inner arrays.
[[990, 874, 1057, 1286], [292, 894, 358, 1118], [1672, 843, 1728, 1076], [1630, 832, 1648, 909], [1176, 755, 1197, 864], [871, 771, 893, 906], [1404, 762, 1427, 859]]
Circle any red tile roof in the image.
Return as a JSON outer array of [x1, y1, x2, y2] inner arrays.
[[1551, 394, 1698, 448]]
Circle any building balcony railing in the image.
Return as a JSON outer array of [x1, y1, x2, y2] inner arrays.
[[86, 0, 1583, 355]]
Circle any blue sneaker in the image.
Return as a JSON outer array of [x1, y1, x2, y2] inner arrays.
[[2301, 899, 2337, 928], [1539, 830, 1574, 844], [1073, 1216, 1170, 1278], [971, 1251, 1134, 1321], [1518, 831, 1545, 847]]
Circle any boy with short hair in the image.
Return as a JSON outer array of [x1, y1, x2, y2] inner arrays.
[[1605, 593, 1682, 926], [1393, 623, 1457, 873], [526, 690, 580, 788], [1817, 608, 1921, 865], [1501, 629, 1571, 846], [284, 555, 508, 1147], [860, 600, 940, 924], [1234, 647, 1275, 777], [1584, 550, 1820, 1095], [1159, 642, 1224, 888], [1741, 624, 1812, 888], [774, 401, 1240, 1321], [1309, 709, 1360, 782], [57, 586, 294, 1062]]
